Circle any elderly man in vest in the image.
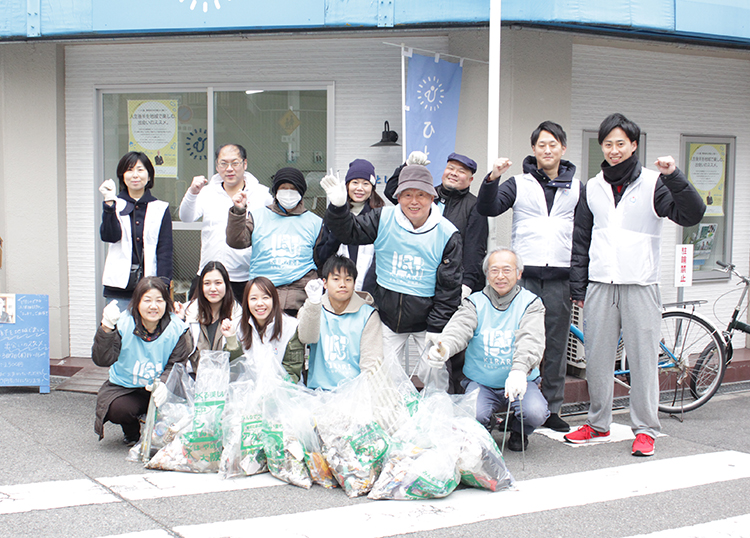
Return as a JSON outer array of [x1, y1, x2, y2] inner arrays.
[[427, 248, 549, 452], [477, 121, 580, 433], [321, 165, 462, 377], [566, 113, 705, 456]]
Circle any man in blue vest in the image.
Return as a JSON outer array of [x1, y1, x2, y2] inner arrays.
[[291, 255, 383, 390], [427, 248, 549, 452], [476, 121, 580, 433], [321, 164, 462, 378], [566, 113, 705, 457]]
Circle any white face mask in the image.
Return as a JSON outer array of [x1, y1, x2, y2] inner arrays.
[[276, 189, 302, 210]]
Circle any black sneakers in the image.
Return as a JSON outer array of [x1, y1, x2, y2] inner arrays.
[[507, 431, 529, 452], [543, 412, 570, 432]]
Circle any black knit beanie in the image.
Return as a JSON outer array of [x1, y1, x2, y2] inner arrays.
[[271, 167, 307, 196]]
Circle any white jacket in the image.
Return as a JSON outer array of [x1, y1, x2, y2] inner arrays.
[[587, 168, 663, 285], [511, 173, 580, 268], [179, 171, 272, 281], [102, 198, 169, 289], [238, 314, 298, 365]]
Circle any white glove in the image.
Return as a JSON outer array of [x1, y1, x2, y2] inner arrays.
[[320, 169, 347, 207], [407, 151, 431, 166], [427, 342, 448, 368], [305, 278, 325, 304], [425, 331, 441, 348], [461, 285, 472, 300], [98, 179, 117, 203], [101, 300, 123, 330], [504, 370, 528, 403], [146, 380, 169, 408]]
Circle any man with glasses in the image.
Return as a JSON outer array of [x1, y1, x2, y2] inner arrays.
[[179, 143, 271, 301], [426, 248, 548, 452]]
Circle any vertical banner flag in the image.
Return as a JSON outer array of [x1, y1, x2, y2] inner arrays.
[[405, 53, 463, 185]]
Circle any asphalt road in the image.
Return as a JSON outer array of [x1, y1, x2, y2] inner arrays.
[[1, 383, 749, 538]]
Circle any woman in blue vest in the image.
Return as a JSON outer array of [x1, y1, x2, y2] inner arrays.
[[237, 276, 304, 380], [314, 159, 384, 294], [175, 261, 243, 374], [92, 277, 191, 445], [226, 167, 322, 316], [98, 152, 173, 310]]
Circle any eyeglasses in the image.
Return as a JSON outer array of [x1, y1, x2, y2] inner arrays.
[[217, 160, 244, 170], [487, 266, 516, 277]]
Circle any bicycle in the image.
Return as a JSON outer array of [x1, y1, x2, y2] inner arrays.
[[567, 260, 750, 414]]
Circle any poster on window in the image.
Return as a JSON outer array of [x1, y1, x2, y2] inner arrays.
[[686, 143, 725, 217], [128, 100, 178, 177]]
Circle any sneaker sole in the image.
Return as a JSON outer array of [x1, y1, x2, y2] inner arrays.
[[632, 448, 654, 456], [564, 435, 611, 445]]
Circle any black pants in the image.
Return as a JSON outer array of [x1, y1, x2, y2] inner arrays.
[[105, 389, 150, 439]]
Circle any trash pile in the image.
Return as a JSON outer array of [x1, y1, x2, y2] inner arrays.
[[128, 351, 514, 500]]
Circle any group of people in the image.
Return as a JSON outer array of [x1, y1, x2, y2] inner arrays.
[[94, 112, 706, 459]]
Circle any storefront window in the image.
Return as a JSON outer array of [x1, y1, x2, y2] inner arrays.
[[680, 135, 735, 281], [99, 86, 330, 300]]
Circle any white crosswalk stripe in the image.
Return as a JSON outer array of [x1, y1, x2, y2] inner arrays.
[[171, 451, 750, 538], [0, 478, 118, 515], [2, 450, 748, 537], [98, 469, 284, 500]]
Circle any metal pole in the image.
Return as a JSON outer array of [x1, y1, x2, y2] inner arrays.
[[401, 43, 407, 163], [487, 0, 501, 172]]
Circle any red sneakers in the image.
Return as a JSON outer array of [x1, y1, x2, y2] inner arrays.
[[632, 433, 655, 456], [564, 424, 611, 444]]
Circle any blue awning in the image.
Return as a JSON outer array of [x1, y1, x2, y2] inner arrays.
[[1, 1, 748, 47]]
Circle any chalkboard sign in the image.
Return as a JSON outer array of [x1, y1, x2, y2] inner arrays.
[[0, 294, 50, 393]]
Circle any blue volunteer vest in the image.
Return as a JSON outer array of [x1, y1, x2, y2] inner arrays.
[[109, 313, 187, 388], [373, 206, 456, 297], [307, 303, 375, 390], [248, 207, 322, 286], [463, 289, 539, 389]]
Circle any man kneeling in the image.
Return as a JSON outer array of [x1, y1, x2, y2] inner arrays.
[[428, 248, 549, 451], [291, 255, 383, 389]]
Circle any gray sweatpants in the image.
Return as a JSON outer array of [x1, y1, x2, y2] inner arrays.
[[520, 276, 571, 414], [584, 282, 661, 438]]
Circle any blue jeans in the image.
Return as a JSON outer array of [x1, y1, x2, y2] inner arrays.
[[463, 377, 549, 434]]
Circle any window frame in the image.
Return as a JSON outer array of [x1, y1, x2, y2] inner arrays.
[[679, 134, 735, 282], [93, 82, 335, 315]]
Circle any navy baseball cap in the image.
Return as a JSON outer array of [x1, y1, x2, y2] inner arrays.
[[447, 152, 477, 174]]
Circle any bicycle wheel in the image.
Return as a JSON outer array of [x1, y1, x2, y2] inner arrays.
[[658, 311, 726, 413]]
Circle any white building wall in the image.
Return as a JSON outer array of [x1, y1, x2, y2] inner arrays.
[[0, 43, 70, 358], [64, 34, 451, 355], [59, 29, 750, 355], [571, 41, 750, 335]]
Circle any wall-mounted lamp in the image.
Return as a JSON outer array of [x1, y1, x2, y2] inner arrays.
[[371, 121, 400, 147]]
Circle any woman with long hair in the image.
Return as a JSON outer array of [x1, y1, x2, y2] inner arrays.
[[238, 276, 303, 381], [178, 261, 243, 373], [99, 152, 173, 309], [92, 277, 190, 445], [315, 158, 384, 293]]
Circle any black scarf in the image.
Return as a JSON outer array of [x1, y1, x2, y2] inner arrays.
[[601, 153, 641, 188]]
